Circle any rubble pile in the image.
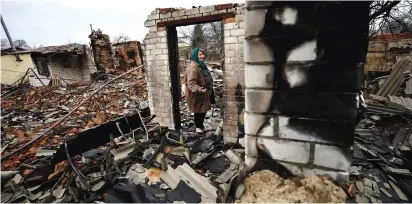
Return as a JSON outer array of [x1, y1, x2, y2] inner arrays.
[[0, 69, 249, 203], [239, 170, 347, 203], [364, 59, 412, 96], [1, 71, 148, 169], [1, 118, 249, 203], [350, 59, 412, 202]]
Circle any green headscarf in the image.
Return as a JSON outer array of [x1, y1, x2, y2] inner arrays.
[[192, 48, 213, 90]]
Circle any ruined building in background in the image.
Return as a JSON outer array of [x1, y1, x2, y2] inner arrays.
[[113, 41, 144, 74], [89, 29, 144, 76], [89, 29, 114, 73], [30, 43, 96, 86]]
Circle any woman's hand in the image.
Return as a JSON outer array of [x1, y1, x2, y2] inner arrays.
[[199, 88, 207, 93]]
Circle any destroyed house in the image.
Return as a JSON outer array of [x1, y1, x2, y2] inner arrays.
[[112, 41, 144, 72], [1, 47, 35, 85], [30, 43, 96, 86]]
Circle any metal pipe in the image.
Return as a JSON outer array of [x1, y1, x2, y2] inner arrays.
[[1, 15, 21, 61]]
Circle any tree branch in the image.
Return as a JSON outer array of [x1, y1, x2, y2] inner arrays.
[[369, 1, 400, 21], [390, 14, 412, 34]]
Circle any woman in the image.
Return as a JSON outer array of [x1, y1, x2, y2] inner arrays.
[[184, 48, 214, 134]]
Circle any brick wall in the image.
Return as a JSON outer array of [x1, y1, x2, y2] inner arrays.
[[365, 38, 412, 72], [90, 31, 114, 73], [48, 55, 84, 82], [143, 4, 246, 134], [244, 1, 370, 184], [113, 41, 144, 73]]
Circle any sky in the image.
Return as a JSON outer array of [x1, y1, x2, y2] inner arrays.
[[1, 0, 243, 47]]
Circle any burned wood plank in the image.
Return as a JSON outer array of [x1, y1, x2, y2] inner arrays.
[[157, 13, 235, 27], [52, 113, 150, 165]]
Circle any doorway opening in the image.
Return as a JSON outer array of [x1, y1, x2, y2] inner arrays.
[[167, 21, 224, 132]]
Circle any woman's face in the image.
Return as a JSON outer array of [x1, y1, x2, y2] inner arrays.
[[198, 51, 205, 61]]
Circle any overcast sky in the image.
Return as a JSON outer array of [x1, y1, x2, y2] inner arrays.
[[1, 0, 243, 47]]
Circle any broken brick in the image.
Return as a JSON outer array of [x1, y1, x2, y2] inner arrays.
[[224, 17, 236, 24], [216, 4, 232, 10], [159, 8, 174, 14]]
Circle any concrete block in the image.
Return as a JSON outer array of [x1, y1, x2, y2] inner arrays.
[[245, 136, 258, 157], [160, 12, 171, 19], [244, 38, 274, 63], [144, 20, 156, 27], [224, 30, 231, 37], [150, 49, 162, 55], [200, 5, 215, 13], [172, 10, 183, 17], [211, 11, 219, 15], [145, 44, 156, 50], [174, 17, 181, 20], [230, 29, 244, 36], [224, 22, 239, 30], [162, 49, 168, 54], [245, 9, 267, 36], [257, 138, 311, 164], [238, 36, 245, 43], [203, 12, 211, 16], [225, 51, 236, 57], [145, 32, 158, 39], [224, 136, 239, 144], [235, 14, 244, 22], [161, 37, 167, 43], [195, 13, 203, 17], [224, 37, 238, 44], [314, 144, 352, 171], [157, 55, 168, 60], [146, 55, 154, 61], [278, 116, 355, 146], [148, 26, 157, 33], [244, 112, 278, 137], [239, 21, 245, 29], [157, 30, 167, 37], [245, 64, 275, 88], [149, 38, 161, 44], [148, 14, 160, 20], [245, 89, 273, 113], [186, 8, 199, 15], [155, 43, 168, 49]]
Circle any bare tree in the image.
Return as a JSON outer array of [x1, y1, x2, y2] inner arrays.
[[1, 38, 9, 48], [369, 1, 412, 38], [1, 38, 31, 49], [203, 22, 223, 61], [13, 39, 30, 49], [112, 34, 131, 44]]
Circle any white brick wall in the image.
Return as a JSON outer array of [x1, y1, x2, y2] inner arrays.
[[243, 1, 362, 185], [143, 4, 246, 131]]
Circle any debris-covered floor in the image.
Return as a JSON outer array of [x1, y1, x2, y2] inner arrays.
[[0, 67, 346, 203], [348, 59, 412, 203], [2, 59, 412, 203]]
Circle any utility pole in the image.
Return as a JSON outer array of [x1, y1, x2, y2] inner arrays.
[[1, 15, 22, 61]]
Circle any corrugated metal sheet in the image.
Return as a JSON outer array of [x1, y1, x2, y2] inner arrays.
[[376, 59, 412, 96], [366, 99, 407, 115], [388, 96, 412, 110], [405, 79, 412, 95]]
